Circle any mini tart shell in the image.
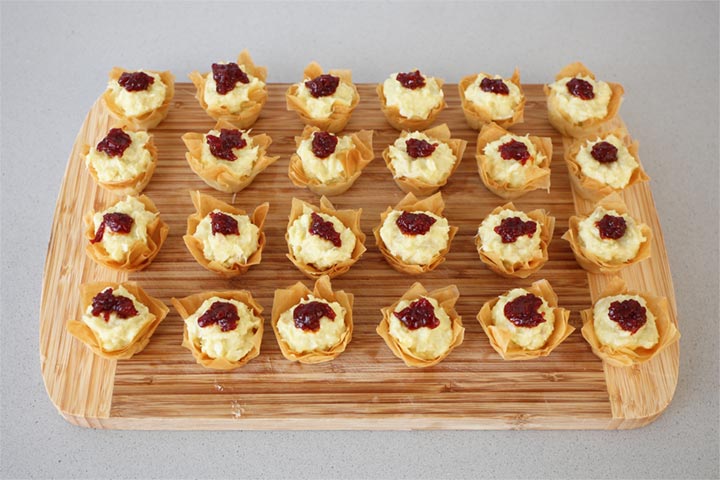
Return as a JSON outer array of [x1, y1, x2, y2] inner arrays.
[[171, 290, 264, 370], [377, 283, 464, 368], [288, 125, 375, 196], [67, 281, 169, 360], [565, 128, 649, 202], [285, 62, 360, 133], [580, 276, 680, 367], [188, 50, 268, 128], [477, 279, 574, 361], [373, 192, 458, 275], [382, 123, 468, 196], [84, 194, 169, 272], [376, 78, 447, 131], [102, 68, 175, 130], [562, 192, 652, 274], [474, 202, 555, 279], [544, 61, 624, 138], [285, 196, 367, 279], [183, 190, 269, 278], [458, 69, 526, 130], [476, 122, 553, 200], [181, 119, 279, 193], [271, 275, 354, 364]]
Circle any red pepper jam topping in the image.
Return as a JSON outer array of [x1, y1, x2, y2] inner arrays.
[[396, 211, 437, 236], [494, 216, 537, 243], [305, 74, 340, 98], [91, 212, 134, 244], [117, 71, 155, 92], [96, 128, 132, 158], [596, 214, 627, 240], [210, 211, 239, 236], [212, 62, 249, 95], [504, 293, 546, 328], [198, 301, 240, 332], [608, 299, 647, 333], [566, 77, 595, 100], [394, 297, 439, 330], [480, 77, 510, 95], [311, 131, 339, 159], [206, 129, 246, 161], [406, 138, 438, 158], [309, 212, 342, 247], [590, 141, 619, 164], [91, 288, 139, 322], [498, 139, 531, 165], [293, 300, 336, 332], [396, 70, 426, 90]]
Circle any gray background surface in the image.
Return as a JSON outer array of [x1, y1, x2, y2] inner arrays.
[[1, 1, 718, 479]]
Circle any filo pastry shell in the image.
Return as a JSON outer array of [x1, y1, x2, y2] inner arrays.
[[102, 68, 175, 130], [181, 119, 278, 193], [474, 202, 555, 279], [271, 275, 353, 364], [288, 125, 374, 196], [383, 124, 467, 196], [285, 62, 360, 133], [477, 279, 574, 361], [183, 190, 269, 278], [458, 69, 525, 130], [476, 122, 553, 200], [285, 196, 366, 279], [188, 50, 268, 128], [377, 283, 464, 368], [565, 128, 649, 202], [581, 277, 679, 367], [373, 192, 458, 275], [376, 78, 447, 131], [67, 281, 169, 360], [172, 290, 264, 370], [544, 62, 624, 138], [84, 194, 169, 272], [562, 192, 652, 274]]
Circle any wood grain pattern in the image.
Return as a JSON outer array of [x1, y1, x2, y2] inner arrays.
[[40, 83, 679, 430]]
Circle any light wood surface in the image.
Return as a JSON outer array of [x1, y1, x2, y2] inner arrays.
[[40, 83, 679, 430]]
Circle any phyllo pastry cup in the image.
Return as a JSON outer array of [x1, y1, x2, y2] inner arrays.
[[183, 190, 269, 278], [376, 79, 447, 131], [373, 192, 458, 275], [285, 62, 360, 133], [377, 282, 464, 368], [102, 68, 175, 130], [271, 275, 354, 364], [458, 69, 525, 130], [67, 281, 169, 360], [477, 279, 574, 361], [172, 290, 264, 370], [181, 119, 278, 193], [288, 125, 375, 196], [476, 122, 553, 200], [580, 277, 680, 367]]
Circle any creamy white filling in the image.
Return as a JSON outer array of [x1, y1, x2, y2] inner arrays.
[[297, 134, 354, 184], [478, 209, 542, 266], [294, 80, 355, 118], [86, 130, 153, 183], [593, 294, 659, 349], [199, 129, 259, 177], [107, 71, 167, 117], [82, 286, 152, 351], [276, 295, 347, 353], [287, 207, 356, 270], [92, 196, 158, 262], [491, 288, 555, 350], [578, 207, 645, 263], [463, 73, 522, 120], [203, 64, 264, 113], [379, 210, 449, 265], [482, 133, 544, 188], [383, 73, 444, 119], [548, 75, 612, 123], [388, 131, 457, 184], [574, 134, 639, 189], [388, 296, 453, 360], [193, 210, 259, 267]]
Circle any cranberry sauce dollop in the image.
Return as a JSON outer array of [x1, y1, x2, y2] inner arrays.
[[608, 299, 647, 333], [97, 128, 132, 158], [305, 74, 340, 98], [209, 211, 239, 236], [309, 212, 342, 247], [212, 62, 249, 95], [311, 131, 339, 159], [197, 301, 240, 332], [503, 293, 546, 328], [91, 288, 138, 322], [405, 138, 438, 158], [118, 71, 155, 92], [91, 212, 134, 244], [480, 77, 510, 95], [396, 211, 437, 236], [393, 297, 439, 330], [566, 77, 595, 100], [396, 70, 426, 90], [494, 216, 537, 244], [293, 300, 336, 332], [596, 214, 627, 240], [590, 141, 618, 164], [498, 139, 531, 165], [206, 129, 246, 161]]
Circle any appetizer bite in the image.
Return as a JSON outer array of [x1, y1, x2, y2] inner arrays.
[[377, 69, 446, 130], [102, 68, 175, 129], [459, 69, 525, 129]]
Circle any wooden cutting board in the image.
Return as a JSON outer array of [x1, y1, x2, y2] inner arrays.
[[40, 83, 679, 430]]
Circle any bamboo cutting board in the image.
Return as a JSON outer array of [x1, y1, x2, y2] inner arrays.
[[40, 83, 679, 430]]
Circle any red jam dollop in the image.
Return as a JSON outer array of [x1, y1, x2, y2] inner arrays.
[[566, 77, 595, 100], [394, 297, 439, 330], [197, 301, 240, 332], [396, 70, 426, 90], [210, 211, 239, 236], [118, 71, 155, 92], [309, 212, 342, 247], [596, 214, 627, 240], [311, 131, 339, 159], [498, 139, 531, 165], [206, 129, 247, 161], [305, 74, 340, 98], [91, 212, 134, 244], [293, 300, 336, 332], [494, 216, 537, 244], [503, 293, 546, 328], [405, 138, 438, 158], [91, 288, 138, 322], [608, 299, 647, 333], [590, 141, 619, 164], [212, 63, 249, 95], [480, 77, 509, 95], [97, 128, 132, 158], [396, 211, 437, 236]]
